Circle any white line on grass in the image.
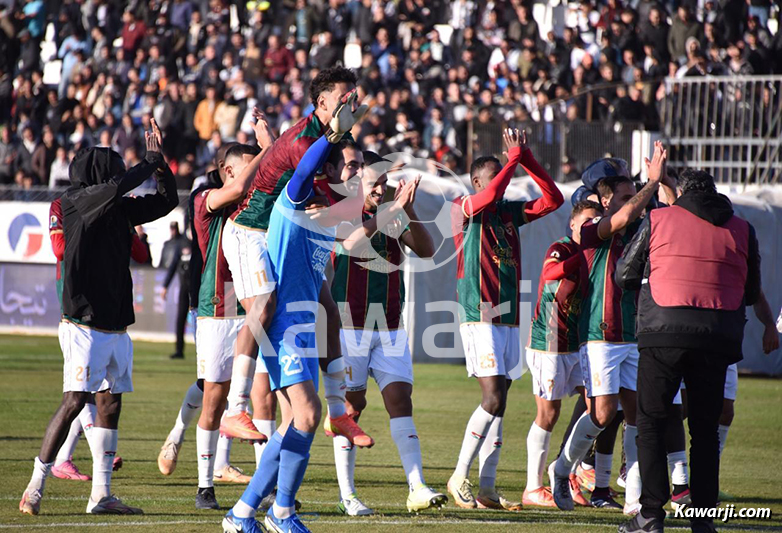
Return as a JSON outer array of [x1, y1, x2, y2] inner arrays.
[[0, 518, 776, 531]]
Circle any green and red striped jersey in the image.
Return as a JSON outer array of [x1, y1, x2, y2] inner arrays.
[[194, 190, 244, 318], [529, 237, 585, 353], [452, 197, 529, 325], [231, 113, 326, 230], [331, 211, 407, 330], [578, 217, 642, 344], [451, 148, 564, 326]]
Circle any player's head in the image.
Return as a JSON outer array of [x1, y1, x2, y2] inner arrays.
[[215, 141, 238, 182], [69, 147, 126, 187], [569, 200, 602, 244], [361, 150, 392, 212], [223, 143, 260, 184], [677, 168, 716, 196], [470, 155, 502, 193], [310, 66, 358, 118], [596, 175, 636, 215], [325, 139, 364, 187]]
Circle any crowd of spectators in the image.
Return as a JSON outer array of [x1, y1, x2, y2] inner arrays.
[[0, 0, 780, 190]]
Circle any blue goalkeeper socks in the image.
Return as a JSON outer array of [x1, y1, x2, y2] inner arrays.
[[238, 431, 284, 510], [275, 426, 315, 509]]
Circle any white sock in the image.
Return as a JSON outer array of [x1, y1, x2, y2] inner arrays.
[[232, 499, 256, 519], [624, 424, 641, 505], [580, 461, 594, 471], [322, 357, 346, 418], [334, 435, 356, 499], [227, 355, 256, 415], [90, 428, 117, 502], [555, 413, 603, 478], [667, 451, 688, 486], [168, 381, 203, 444], [453, 406, 495, 480], [478, 416, 503, 491], [273, 502, 294, 520], [79, 403, 97, 449], [253, 419, 277, 468], [718, 424, 730, 457], [55, 416, 83, 466], [27, 457, 52, 493], [196, 426, 219, 489], [525, 423, 551, 491], [594, 452, 613, 488], [215, 435, 232, 472], [390, 416, 425, 491]]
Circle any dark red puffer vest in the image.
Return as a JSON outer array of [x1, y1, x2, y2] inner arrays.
[[648, 205, 749, 311]]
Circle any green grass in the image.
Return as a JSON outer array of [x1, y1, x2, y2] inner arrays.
[[0, 335, 780, 532]]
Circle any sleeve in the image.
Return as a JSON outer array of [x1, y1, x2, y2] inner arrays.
[[520, 149, 565, 222], [541, 243, 581, 282], [286, 135, 333, 204], [615, 216, 651, 291], [130, 232, 149, 263], [122, 161, 179, 226], [49, 200, 64, 261], [461, 146, 522, 216], [744, 223, 761, 306], [579, 217, 606, 250]]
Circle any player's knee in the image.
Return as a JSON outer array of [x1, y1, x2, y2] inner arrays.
[[481, 394, 506, 417], [538, 403, 560, 430], [61, 392, 88, 419], [297, 398, 322, 432], [592, 405, 616, 428]]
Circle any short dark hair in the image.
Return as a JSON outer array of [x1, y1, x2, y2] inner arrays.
[[326, 139, 360, 168], [470, 156, 500, 179], [678, 169, 716, 194], [216, 141, 238, 165], [570, 200, 602, 220], [362, 150, 389, 167], [225, 143, 260, 163], [310, 66, 358, 106], [596, 175, 634, 200]]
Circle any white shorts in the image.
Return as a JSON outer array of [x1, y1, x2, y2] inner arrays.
[[580, 342, 639, 397], [680, 362, 738, 401], [461, 324, 523, 380], [222, 220, 275, 302], [196, 317, 244, 382], [59, 320, 133, 394], [341, 329, 413, 392], [526, 349, 583, 401]]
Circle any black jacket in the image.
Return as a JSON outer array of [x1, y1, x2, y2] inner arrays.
[[61, 148, 178, 331], [616, 192, 760, 360]]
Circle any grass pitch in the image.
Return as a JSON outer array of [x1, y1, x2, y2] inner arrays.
[[0, 335, 780, 532]]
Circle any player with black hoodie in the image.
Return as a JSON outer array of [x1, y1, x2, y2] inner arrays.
[[20, 120, 177, 517]]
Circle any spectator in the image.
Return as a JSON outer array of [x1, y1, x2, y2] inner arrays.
[[31, 127, 58, 184], [194, 86, 219, 141], [0, 127, 16, 184], [48, 146, 70, 188], [263, 35, 293, 84], [668, 5, 703, 64], [159, 221, 191, 360], [121, 11, 147, 56]]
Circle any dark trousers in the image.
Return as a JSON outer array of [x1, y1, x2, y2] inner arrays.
[[175, 276, 189, 355], [636, 347, 729, 521]]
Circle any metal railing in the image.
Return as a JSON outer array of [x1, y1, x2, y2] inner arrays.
[[468, 120, 642, 182], [660, 75, 782, 185]]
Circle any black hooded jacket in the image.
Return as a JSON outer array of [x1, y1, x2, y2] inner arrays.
[[61, 148, 178, 331], [615, 192, 761, 360]]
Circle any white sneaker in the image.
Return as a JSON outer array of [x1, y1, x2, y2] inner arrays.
[[548, 462, 574, 511], [86, 495, 143, 515], [407, 485, 448, 512], [157, 436, 181, 476], [338, 495, 373, 516], [447, 475, 476, 509]]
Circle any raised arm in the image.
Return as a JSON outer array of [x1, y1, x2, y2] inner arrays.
[[462, 129, 524, 216], [596, 143, 665, 240], [521, 149, 564, 221], [207, 109, 275, 212]]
